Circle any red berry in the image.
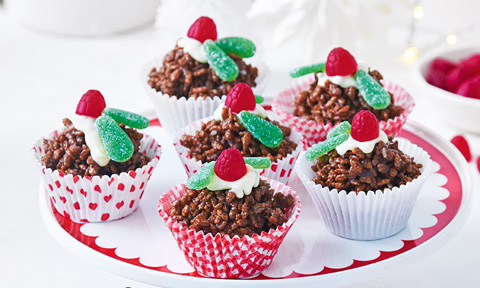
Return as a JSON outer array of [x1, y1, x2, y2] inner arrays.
[[225, 83, 256, 114], [351, 110, 379, 142], [325, 47, 358, 77], [455, 74, 480, 99], [430, 57, 456, 74], [214, 148, 247, 182], [450, 135, 472, 162], [187, 16, 217, 43], [76, 90, 106, 118], [476, 156, 480, 174], [426, 68, 448, 90]]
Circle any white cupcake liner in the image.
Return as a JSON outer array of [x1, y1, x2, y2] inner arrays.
[[272, 75, 415, 148], [158, 177, 301, 278], [296, 138, 433, 240], [32, 130, 162, 223], [173, 115, 303, 184], [142, 56, 269, 136]]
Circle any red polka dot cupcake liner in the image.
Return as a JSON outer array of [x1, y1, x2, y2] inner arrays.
[[31, 131, 162, 223], [158, 177, 301, 278], [142, 57, 269, 136], [173, 116, 303, 184], [272, 75, 415, 148]]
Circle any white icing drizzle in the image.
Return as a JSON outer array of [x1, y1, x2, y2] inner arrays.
[[177, 37, 207, 63], [335, 130, 388, 156], [207, 165, 260, 198], [213, 103, 267, 120], [317, 60, 369, 88], [71, 115, 110, 167]]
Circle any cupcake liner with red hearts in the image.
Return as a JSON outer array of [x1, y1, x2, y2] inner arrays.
[[296, 138, 433, 240], [173, 115, 303, 184], [32, 131, 162, 223], [158, 177, 301, 278], [142, 57, 269, 136], [272, 75, 415, 148]]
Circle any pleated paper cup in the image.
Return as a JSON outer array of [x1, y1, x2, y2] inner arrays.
[[296, 138, 433, 240], [272, 75, 415, 148], [158, 177, 301, 278], [32, 130, 162, 223], [142, 57, 269, 136], [173, 115, 303, 184]]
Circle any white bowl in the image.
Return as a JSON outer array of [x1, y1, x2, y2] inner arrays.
[[413, 44, 480, 134]]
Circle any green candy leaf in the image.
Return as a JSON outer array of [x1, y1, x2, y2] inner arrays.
[[186, 161, 216, 190], [254, 94, 264, 104], [215, 37, 256, 58], [305, 133, 349, 161], [289, 62, 326, 78], [237, 111, 283, 148], [203, 39, 239, 81], [244, 157, 271, 169], [95, 115, 134, 163], [327, 121, 351, 139], [355, 70, 391, 110], [102, 107, 149, 129]]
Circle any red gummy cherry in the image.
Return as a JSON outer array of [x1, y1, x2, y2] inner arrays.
[[214, 148, 247, 182], [450, 135, 472, 162], [325, 47, 358, 77], [75, 90, 106, 118], [225, 83, 256, 114], [187, 16, 217, 43], [351, 110, 380, 142]]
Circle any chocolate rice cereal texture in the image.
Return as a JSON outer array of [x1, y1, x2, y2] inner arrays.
[[294, 70, 404, 125], [42, 118, 150, 177], [180, 107, 297, 163], [148, 46, 258, 99], [169, 179, 294, 237], [312, 136, 422, 193]]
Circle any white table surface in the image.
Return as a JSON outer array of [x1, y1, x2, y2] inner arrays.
[[1, 5, 480, 288]]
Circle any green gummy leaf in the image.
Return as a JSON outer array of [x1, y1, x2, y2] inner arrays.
[[102, 107, 149, 129], [327, 121, 351, 139], [355, 70, 391, 110], [254, 94, 264, 104], [305, 133, 349, 161], [95, 115, 134, 163], [289, 62, 326, 78], [237, 111, 283, 148], [215, 37, 256, 58], [203, 39, 239, 81], [244, 157, 271, 169], [187, 161, 216, 190]]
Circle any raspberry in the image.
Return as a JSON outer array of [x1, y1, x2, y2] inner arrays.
[[225, 83, 256, 114], [455, 74, 480, 99], [75, 90, 106, 118], [214, 148, 247, 181], [325, 47, 358, 77], [477, 156, 480, 174], [187, 16, 217, 43], [430, 57, 456, 74], [450, 135, 472, 162], [351, 110, 379, 142]]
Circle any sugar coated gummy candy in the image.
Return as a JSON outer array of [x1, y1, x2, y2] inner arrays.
[[327, 121, 351, 139], [102, 107, 149, 129], [215, 37, 256, 58], [95, 115, 134, 163], [305, 133, 349, 162], [186, 161, 216, 190], [243, 157, 271, 169], [238, 111, 283, 148], [289, 62, 325, 78], [255, 94, 264, 104], [355, 70, 391, 110], [203, 39, 239, 81]]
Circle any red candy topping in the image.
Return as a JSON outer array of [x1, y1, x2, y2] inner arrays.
[[187, 16, 217, 43], [225, 83, 256, 114], [351, 110, 379, 142], [325, 47, 358, 77], [455, 74, 480, 99], [450, 135, 472, 162], [75, 90, 106, 118], [477, 156, 480, 174], [214, 148, 247, 182]]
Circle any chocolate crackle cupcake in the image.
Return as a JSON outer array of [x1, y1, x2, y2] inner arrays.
[[159, 148, 301, 278], [32, 90, 162, 223], [174, 83, 303, 184], [144, 16, 268, 135], [273, 47, 414, 147], [296, 110, 432, 240]]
